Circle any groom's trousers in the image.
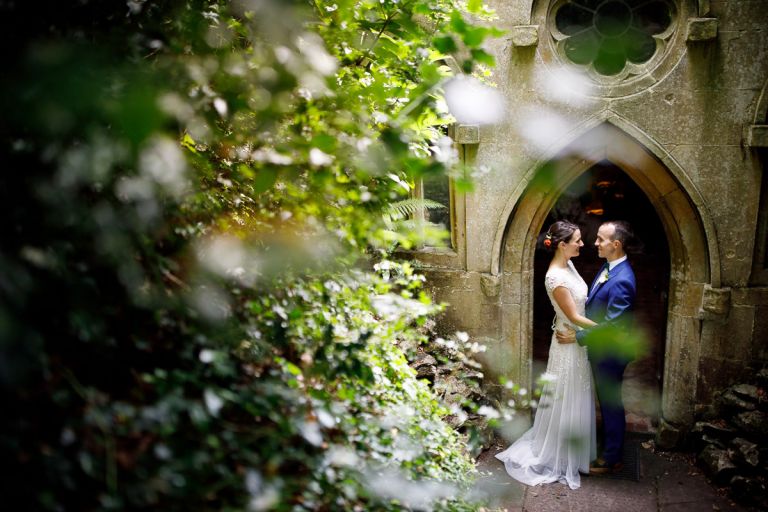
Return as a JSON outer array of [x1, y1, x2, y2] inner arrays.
[[592, 356, 629, 465]]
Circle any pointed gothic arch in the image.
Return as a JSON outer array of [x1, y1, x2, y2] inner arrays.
[[493, 117, 717, 429]]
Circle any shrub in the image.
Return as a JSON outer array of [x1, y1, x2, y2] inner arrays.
[[0, 0, 501, 510]]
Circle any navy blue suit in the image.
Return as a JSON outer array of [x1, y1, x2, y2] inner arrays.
[[576, 259, 637, 465]]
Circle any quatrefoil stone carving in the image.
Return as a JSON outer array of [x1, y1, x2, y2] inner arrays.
[[551, 0, 676, 79]]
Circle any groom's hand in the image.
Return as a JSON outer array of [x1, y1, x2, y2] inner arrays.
[[556, 328, 577, 344]]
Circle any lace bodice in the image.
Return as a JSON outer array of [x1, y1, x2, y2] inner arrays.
[[544, 260, 588, 331]]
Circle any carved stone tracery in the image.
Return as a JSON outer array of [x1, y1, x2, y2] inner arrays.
[[549, 0, 678, 83]]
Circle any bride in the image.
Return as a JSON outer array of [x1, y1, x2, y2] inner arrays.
[[495, 220, 597, 490]]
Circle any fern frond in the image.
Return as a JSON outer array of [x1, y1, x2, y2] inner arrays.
[[384, 198, 446, 221]]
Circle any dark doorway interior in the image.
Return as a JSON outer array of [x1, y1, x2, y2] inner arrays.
[[532, 160, 670, 431]]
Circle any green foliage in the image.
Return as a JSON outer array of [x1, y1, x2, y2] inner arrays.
[[581, 323, 650, 368], [382, 197, 449, 248], [386, 198, 447, 221], [0, 0, 502, 510]]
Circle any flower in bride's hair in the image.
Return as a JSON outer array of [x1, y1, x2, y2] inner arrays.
[[543, 234, 552, 247]]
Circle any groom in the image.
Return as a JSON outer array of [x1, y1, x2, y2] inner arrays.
[[558, 220, 637, 475]]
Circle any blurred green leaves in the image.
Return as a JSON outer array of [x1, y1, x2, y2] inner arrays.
[[580, 321, 650, 364], [1, 0, 502, 510]]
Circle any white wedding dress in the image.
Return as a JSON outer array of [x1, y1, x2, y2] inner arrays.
[[495, 260, 596, 490]]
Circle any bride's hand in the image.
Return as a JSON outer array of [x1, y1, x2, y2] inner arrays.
[[556, 328, 577, 344]]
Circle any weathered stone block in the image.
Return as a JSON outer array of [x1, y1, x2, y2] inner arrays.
[[416, 364, 437, 382], [698, 285, 731, 321], [731, 384, 759, 403], [480, 273, 501, 298], [729, 437, 760, 468], [454, 124, 480, 144], [698, 445, 737, 483], [499, 270, 529, 305], [687, 17, 718, 42], [692, 420, 736, 441], [434, 375, 473, 406], [695, 434, 726, 451], [443, 413, 466, 429], [662, 314, 701, 423], [509, 25, 538, 47], [713, 306, 755, 360], [719, 388, 757, 412], [732, 410, 768, 435], [732, 286, 768, 304], [412, 353, 438, 382], [412, 353, 437, 369], [656, 418, 684, 449], [672, 281, 705, 317]]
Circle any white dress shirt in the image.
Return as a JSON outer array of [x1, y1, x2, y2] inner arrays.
[[607, 254, 627, 271]]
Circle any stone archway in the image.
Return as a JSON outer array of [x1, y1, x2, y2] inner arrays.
[[493, 119, 717, 435], [531, 161, 671, 432]]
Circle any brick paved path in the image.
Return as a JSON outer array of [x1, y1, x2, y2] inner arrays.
[[474, 435, 755, 512]]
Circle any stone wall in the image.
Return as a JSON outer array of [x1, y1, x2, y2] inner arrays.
[[691, 369, 768, 509], [411, 0, 768, 445]]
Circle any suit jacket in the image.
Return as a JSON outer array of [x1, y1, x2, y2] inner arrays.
[[576, 259, 637, 353]]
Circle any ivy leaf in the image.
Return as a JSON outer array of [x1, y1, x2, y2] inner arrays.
[[449, 10, 468, 34], [471, 48, 496, 66], [311, 134, 336, 153], [463, 26, 489, 47], [467, 0, 483, 13], [433, 35, 457, 54], [253, 167, 278, 194]]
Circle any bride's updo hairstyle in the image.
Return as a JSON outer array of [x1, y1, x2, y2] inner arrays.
[[542, 220, 578, 253]]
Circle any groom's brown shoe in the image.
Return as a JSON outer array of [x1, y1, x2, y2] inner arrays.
[[589, 457, 623, 475]]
